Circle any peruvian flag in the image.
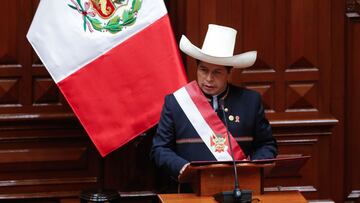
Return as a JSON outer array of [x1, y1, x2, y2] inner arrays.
[[27, 0, 187, 156]]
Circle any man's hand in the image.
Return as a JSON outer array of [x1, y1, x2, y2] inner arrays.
[[178, 163, 190, 181]]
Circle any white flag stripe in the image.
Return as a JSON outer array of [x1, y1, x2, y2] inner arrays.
[[174, 87, 232, 161], [27, 0, 167, 83]]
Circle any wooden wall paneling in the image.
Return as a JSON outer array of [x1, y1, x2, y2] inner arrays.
[[165, 0, 186, 43], [329, 0, 346, 202], [318, 0, 332, 114], [0, 1, 103, 200], [0, 116, 101, 199], [284, 0, 323, 114], [0, 0, 69, 114], [183, 0, 200, 81], [243, 83, 275, 112], [346, 6, 360, 202], [22, 0, 33, 108], [103, 131, 158, 192], [1, 0, 26, 112], [242, 0, 277, 72], [216, 0, 231, 26], [233, 0, 280, 113], [264, 118, 336, 200], [29, 0, 71, 114], [200, 0, 216, 27], [273, 0, 286, 113]]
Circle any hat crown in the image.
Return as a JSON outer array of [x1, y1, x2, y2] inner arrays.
[[201, 24, 237, 57]]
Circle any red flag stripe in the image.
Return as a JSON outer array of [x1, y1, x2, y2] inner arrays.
[[58, 15, 187, 156]]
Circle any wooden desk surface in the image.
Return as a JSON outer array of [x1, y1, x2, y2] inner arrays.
[[158, 191, 307, 203]]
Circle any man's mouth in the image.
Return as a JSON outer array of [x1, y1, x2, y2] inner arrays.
[[203, 84, 215, 89]]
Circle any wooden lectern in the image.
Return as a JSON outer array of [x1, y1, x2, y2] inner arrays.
[[179, 162, 272, 196], [178, 156, 310, 197], [160, 157, 310, 203]]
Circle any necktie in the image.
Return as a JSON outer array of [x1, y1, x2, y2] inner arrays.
[[212, 96, 218, 111]]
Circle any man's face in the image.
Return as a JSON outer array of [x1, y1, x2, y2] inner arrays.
[[197, 61, 231, 96]]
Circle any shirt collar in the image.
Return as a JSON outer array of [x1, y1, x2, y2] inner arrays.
[[203, 84, 230, 102]]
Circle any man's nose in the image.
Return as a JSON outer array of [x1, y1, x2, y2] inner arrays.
[[205, 73, 214, 81]]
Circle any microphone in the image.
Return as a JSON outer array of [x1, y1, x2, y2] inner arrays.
[[213, 99, 252, 203]]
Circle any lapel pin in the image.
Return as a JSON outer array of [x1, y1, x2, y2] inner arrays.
[[228, 115, 234, 121], [235, 116, 240, 123]]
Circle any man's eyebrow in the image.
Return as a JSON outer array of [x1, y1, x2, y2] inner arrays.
[[214, 68, 225, 71]]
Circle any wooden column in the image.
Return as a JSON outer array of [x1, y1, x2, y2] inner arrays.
[[345, 2, 360, 201]]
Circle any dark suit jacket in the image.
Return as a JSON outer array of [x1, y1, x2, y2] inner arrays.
[[150, 83, 277, 178]]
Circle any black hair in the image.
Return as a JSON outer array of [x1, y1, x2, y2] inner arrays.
[[196, 60, 233, 73]]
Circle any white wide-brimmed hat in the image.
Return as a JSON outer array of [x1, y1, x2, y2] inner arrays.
[[179, 24, 257, 69]]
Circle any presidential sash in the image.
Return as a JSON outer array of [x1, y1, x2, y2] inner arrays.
[[173, 81, 246, 161]]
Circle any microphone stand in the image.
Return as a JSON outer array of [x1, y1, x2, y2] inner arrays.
[[213, 100, 252, 203]]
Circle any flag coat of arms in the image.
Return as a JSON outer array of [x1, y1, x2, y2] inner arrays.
[[27, 0, 187, 156]]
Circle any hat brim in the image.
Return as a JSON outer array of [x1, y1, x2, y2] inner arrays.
[[179, 35, 257, 69]]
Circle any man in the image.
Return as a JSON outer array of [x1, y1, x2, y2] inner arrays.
[[150, 24, 277, 181]]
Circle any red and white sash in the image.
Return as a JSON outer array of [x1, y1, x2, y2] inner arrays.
[[173, 81, 246, 161]]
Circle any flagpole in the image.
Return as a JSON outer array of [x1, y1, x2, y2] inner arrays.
[[79, 150, 121, 202], [99, 155, 105, 192]]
